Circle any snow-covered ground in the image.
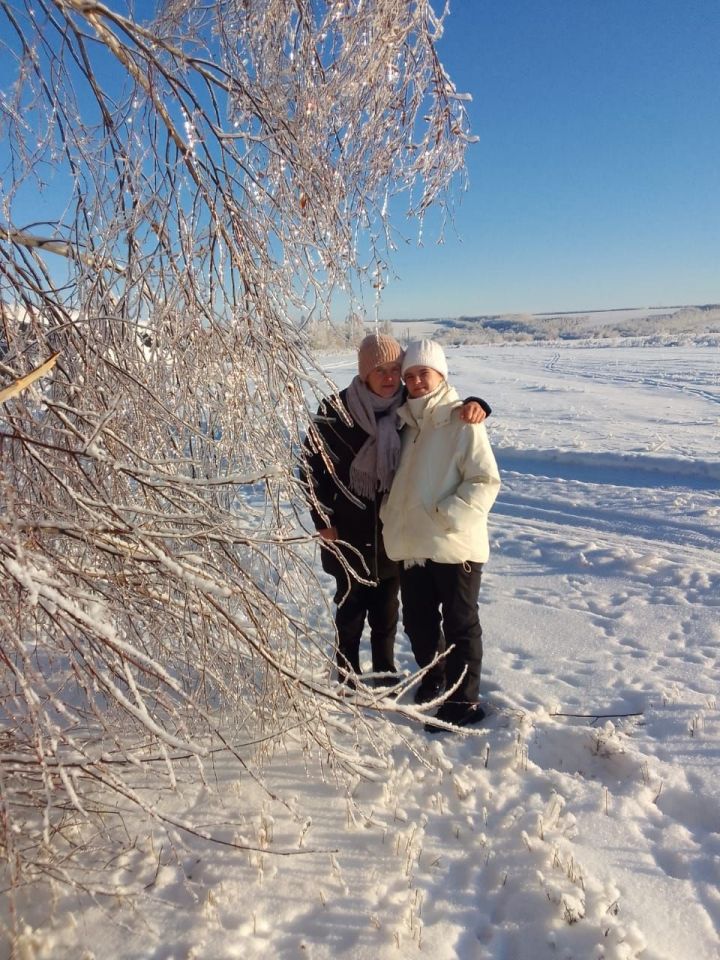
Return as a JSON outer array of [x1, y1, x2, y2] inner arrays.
[[7, 337, 720, 960]]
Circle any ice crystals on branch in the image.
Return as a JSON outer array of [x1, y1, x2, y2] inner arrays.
[[0, 0, 475, 913]]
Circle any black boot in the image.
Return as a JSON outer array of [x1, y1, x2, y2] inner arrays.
[[424, 701, 485, 733]]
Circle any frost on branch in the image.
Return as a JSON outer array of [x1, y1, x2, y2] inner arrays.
[[0, 0, 472, 901]]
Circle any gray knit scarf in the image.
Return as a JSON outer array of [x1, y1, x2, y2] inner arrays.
[[345, 375, 403, 498]]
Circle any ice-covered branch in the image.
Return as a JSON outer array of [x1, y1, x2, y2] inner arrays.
[[0, 0, 473, 907]]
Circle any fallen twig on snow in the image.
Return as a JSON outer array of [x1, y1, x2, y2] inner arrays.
[[551, 710, 644, 720]]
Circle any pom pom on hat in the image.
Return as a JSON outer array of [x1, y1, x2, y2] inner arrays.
[[401, 339, 448, 380], [357, 333, 404, 381]]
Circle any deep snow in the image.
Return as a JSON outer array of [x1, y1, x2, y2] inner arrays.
[[5, 333, 720, 960]]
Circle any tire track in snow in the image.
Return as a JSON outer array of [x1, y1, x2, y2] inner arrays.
[[494, 489, 720, 557], [541, 352, 720, 406], [497, 448, 720, 489]]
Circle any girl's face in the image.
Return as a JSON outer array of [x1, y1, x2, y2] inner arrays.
[[403, 365, 444, 398], [366, 361, 402, 398]]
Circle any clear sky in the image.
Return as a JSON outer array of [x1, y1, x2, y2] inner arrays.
[[375, 0, 720, 319], [2, 1, 718, 322]]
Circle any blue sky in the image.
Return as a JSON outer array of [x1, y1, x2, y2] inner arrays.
[[375, 0, 720, 319], [2, 1, 717, 322]]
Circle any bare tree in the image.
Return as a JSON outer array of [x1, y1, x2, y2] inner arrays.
[[0, 0, 473, 911]]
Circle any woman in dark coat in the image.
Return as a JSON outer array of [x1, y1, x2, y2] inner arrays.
[[302, 334, 489, 690]]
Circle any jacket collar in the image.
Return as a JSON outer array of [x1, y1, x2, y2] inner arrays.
[[398, 381, 460, 428]]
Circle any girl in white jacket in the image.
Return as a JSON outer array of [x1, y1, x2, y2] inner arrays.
[[380, 340, 501, 729]]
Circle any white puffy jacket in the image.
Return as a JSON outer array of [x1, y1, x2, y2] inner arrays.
[[380, 382, 501, 564]]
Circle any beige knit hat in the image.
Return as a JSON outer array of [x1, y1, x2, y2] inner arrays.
[[401, 339, 448, 379], [357, 333, 404, 381]]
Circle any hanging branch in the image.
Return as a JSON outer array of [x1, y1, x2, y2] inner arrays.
[[0, 0, 475, 905], [0, 352, 59, 403]]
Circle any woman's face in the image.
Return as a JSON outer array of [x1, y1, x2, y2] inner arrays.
[[366, 360, 402, 398], [403, 365, 444, 398]]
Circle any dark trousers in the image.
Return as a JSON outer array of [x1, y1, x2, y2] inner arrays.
[[400, 561, 484, 703], [333, 575, 399, 678]]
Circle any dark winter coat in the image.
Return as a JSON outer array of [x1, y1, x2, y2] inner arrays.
[[301, 386, 397, 584]]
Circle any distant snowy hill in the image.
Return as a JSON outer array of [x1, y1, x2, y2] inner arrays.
[[389, 304, 720, 347]]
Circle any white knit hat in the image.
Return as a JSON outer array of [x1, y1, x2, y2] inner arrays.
[[401, 339, 448, 379]]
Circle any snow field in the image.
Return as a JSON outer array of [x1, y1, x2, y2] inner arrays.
[[5, 338, 719, 960]]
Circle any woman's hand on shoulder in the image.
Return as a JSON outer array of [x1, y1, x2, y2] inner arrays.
[[458, 400, 487, 425]]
